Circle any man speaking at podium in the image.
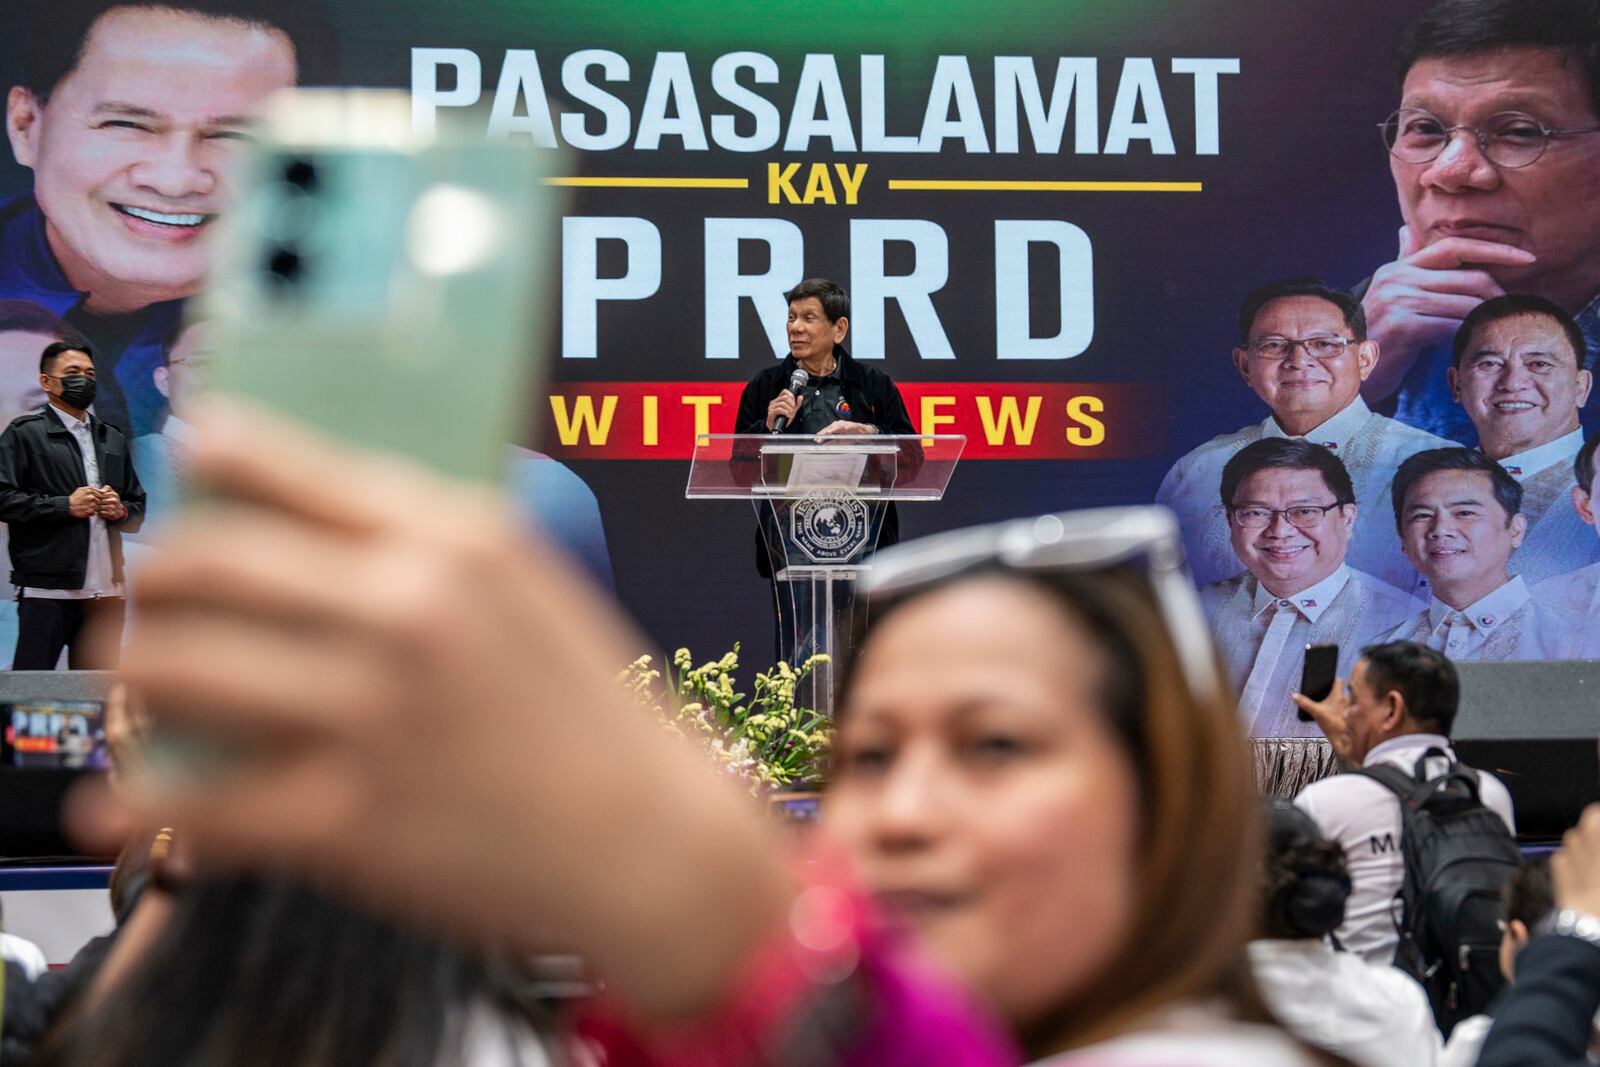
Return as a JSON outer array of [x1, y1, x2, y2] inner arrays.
[[735, 278, 915, 665]]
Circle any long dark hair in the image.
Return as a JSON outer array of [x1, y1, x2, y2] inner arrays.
[[49, 875, 547, 1067]]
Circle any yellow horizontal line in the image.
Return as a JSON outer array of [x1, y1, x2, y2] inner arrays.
[[887, 179, 1202, 192], [546, 176, 750, 189]]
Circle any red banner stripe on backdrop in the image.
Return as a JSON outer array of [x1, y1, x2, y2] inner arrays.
[[541, 382, 1163, 460]]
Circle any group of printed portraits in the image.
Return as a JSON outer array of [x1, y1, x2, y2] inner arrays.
[[2, 1, 1600, 732], [1158, 0, 1600, 734]]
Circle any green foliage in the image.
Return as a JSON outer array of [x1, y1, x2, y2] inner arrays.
[[620, 645, 831, 794]]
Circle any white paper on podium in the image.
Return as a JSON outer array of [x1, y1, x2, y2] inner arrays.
[[785, 450, 868, 490]]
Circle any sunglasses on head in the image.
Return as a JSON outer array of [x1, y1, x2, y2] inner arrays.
[[857, 506, 1222, 703]]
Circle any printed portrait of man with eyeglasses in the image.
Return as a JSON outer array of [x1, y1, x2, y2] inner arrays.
[[0, 338, 144, 669], [1356, 0, 1600, 446], [1380, 447, 1599, 660], [1200, 439, 1420, 737], [1157, 279, 1449, 592]]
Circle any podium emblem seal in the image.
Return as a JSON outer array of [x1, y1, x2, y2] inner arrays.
[[790, 490, 870, 563]]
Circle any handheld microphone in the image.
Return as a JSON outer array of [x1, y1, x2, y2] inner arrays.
[[771, 367, 810, 433]]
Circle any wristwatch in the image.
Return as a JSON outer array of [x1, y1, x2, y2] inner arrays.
[[1537, 907, 1600, 949]]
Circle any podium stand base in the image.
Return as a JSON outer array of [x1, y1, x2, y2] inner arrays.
[[771, 573, 859, 715]]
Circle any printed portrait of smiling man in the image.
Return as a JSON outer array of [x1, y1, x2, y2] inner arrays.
[[1200, 439, 1419, 738], [1358, 0, 1600, 445], [1382, 447, 1597, 659], [1158, 278, 1449, 593], [1447, 294, 1600, 584], [0, 0, 333, 435]]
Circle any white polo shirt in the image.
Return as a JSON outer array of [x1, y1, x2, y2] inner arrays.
[[1294, 733, 1515, 965]]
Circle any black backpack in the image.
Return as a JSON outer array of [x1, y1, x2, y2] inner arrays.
[[1358, 748, 1521, 1037]]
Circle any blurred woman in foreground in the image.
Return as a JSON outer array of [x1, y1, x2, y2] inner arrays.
[[80, 402, 1321, 1065], [824, 516, 1321, 1063]]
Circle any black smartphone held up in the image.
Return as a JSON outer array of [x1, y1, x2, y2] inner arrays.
[[1296, 643, 1340, 722]]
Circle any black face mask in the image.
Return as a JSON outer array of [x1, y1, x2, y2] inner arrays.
[[56, 375, 96, 410]]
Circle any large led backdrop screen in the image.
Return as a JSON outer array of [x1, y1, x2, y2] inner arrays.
[[2, 0, 1597, 737]]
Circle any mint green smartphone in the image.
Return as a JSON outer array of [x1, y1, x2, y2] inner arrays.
[[146, 92, 564, 782], [192, 89, 565, 482]]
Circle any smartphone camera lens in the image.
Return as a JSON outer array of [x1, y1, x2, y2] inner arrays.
[[282, 157, 318, 190], [262, 157, 318, 297], [267, 247, 303, 281]]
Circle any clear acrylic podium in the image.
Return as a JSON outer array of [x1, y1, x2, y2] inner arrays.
[[686, 433, 964, 714]]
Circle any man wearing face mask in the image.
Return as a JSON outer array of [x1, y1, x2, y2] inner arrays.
[[0, 339, 143, 668]]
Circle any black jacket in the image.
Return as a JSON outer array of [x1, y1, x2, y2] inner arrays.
[[735, 347, 917, 577], [735, 347, 915, 437], [0, 405, 145, 590], [1476, 933, 1600, 1067]]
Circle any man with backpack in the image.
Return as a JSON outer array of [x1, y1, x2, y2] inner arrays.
[[1293, 640, 1518, 1034]]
